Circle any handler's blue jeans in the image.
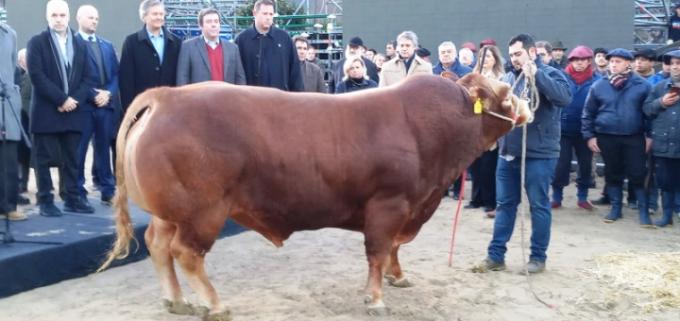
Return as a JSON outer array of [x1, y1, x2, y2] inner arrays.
[[488, 157, 557, 263]]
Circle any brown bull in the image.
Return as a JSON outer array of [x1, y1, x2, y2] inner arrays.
[[99, 73, 531, 320]]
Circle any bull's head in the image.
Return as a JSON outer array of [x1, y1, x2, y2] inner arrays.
[[456, 73, 533, 128]]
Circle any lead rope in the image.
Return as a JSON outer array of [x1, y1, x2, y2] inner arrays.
[[517, 68, 556, 309]]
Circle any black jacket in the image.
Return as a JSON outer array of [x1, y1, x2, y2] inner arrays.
[[669, 14, 680, 42], [334, 78, 377, 93], [119, 26, 181, 111], [234, 25, 303, 91], [329, 56, 378, 93], [27, 28, 98, 134]]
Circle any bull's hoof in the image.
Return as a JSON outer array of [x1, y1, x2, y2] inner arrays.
[[193, 306, 230, 321], [366, 304, 389, 317], [193, 306, 209, 317], [364, 296, 389, 316], [388, 277, 413, 288], [204, 310, 231, 321], [162, 299, 195, 315]]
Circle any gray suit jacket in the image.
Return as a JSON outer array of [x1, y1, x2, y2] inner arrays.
[[301, 60, 326, 93], [176, 36, 246, 85], [0, 24, 23, 141]]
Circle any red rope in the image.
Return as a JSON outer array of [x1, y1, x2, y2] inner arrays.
[[448, 170, 467, 267]]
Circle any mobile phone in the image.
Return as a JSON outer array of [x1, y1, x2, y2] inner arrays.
[[669, 86, 680, 95]]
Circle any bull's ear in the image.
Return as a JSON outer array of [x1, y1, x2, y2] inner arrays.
[[467, 86, 480, 102]]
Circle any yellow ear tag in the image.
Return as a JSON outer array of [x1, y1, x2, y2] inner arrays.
[[474, 98, 483, 114]]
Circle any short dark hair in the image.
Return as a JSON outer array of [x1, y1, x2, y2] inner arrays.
[[386, 40, 396, 48], [508, 34, 535, 51], [292, 35, 309, 47], [254, 0, 275, 12], [535, 41, 552, 53], [594, 47, 608, 56], [198, 8, 220, 27], [367, 48, 377, 55]]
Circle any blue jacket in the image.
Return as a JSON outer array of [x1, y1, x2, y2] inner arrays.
[[499, 59, 572, 158], [647, 71, 668, 86], [432, 59, 472, 78], [643, 79, 680, 158], [582, 73, 651, 139], [75, 34, 121, 113], [561, 73, 600, 136], [234, 25, 303, 92], [27, 28, 98, 134]]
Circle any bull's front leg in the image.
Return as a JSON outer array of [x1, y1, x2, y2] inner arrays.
[[364, 246, 390, 316]]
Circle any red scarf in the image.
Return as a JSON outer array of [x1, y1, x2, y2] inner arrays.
[[565, 64, 593, 85]]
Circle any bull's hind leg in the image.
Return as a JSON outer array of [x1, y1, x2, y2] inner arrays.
[[362, 197, 409, 316], [171, 218, 230, 321], [145, 217, 194, 315], [385, 244, 413, 288]]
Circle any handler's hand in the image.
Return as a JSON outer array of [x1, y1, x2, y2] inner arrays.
[[587, 137, 600, 153]]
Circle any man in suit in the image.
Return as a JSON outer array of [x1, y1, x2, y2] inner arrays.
[[293, 36, 326, 93], [234, 0, 303, 91], [0, 22, 27, 221], [119, 0, 181, 112], [27, 0, 98, 216], [75, 4, 119, 206], [379, 31, 432, 87], [176, 7, 245, 86]]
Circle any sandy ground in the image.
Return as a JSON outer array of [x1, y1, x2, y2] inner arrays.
[[1, 174, 680, 321]]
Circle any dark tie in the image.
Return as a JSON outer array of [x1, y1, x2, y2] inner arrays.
[[88, 36, 94, 42]]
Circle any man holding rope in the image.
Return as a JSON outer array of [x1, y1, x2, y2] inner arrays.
[[475, 34, 571, 274]]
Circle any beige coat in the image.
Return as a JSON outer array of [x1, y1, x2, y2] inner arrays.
[[378, 55, 432, 87]]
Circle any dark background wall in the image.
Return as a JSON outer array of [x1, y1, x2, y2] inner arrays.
[[7, 0, 141, 53], [343, 0, 632, 62], [8, 0, 634, 60]]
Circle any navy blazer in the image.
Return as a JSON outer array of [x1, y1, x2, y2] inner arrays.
[[119, 26, 181, 111], [27, 28, 98, 134], [75, 33, 121, 112]]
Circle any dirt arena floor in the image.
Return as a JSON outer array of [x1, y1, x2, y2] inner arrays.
[[1, 175, 679, 321]]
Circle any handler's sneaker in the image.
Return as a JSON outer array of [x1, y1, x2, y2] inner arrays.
[[471, 258, 506, 273], [0, 210, 28, 221], [525, 260, 545, 274]]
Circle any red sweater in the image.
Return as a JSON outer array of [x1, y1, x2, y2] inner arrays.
[[206, 43, 224, 81]]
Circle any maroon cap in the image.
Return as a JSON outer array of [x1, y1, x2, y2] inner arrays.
[[479, 38, 497, 47], [568, 45, 594, 60], [461, 42, 477, 52]]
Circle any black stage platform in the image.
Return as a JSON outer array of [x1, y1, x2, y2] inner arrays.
[[0, 199, 246, 298]]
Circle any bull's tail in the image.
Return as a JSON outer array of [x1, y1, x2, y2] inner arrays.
[[97, 91, 154, 272]]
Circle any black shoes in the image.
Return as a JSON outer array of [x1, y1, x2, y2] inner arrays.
[[464, 203, 481, 209], [63, 198, 95, 214], [39, 203, 63, 217], [17, 194, 30, 205], [101, 195, 113, 206]]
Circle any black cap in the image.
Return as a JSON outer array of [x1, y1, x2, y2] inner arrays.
[[348, 36, 364, 47], [593, 47, 608, 56], [416, 47, 431, 58], [633, 48, 656, 60], [552, 40, 567, 50]]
